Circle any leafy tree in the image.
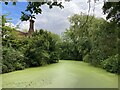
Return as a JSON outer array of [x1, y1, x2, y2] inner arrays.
[[103, 1, 120, 25], [61, 14, 93, 60], [61, 13, 119, 74], [2, 25, 61, 73], [24, 29, 60, 67]]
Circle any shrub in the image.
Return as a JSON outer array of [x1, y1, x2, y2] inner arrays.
[[2, 64, 8, 73], [24, 30, 60, 67], [101, 54, 119, 74], [2, 47, 25, 73], [83, 54, 91, 63], [14, 62, 25, 70], [50, 52, 59, 63], [25, 47, 50, 67]]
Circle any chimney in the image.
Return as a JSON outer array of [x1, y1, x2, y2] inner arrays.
[[28, 19, 34, 34]]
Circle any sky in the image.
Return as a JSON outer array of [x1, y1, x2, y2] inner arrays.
[[2, 0, 106, 35]]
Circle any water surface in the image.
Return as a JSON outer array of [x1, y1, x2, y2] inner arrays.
[[2, 60, 118, 88]]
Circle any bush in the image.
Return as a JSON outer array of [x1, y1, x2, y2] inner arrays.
[[2, 64, 8, 73], [50, 52, 59, 63], [101, 54, 119, 74], [24, 46, 50, 67], [2, 47, 25, 73], [2, 28, 61, 73], [83, 54, 91, 63], [14, 62, 25, 70]]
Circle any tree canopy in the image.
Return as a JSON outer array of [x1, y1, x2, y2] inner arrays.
[[60, 14, 119, 73], [102, 1, 120, 25]]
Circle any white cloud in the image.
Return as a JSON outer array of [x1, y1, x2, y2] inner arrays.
[[18, 21, 29, 31], [5, 22, 16, 28], [94, 1, 106, 19], [16, 0, 105, 35]]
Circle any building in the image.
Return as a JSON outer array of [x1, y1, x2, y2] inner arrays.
[[15, 19, 35, 37]]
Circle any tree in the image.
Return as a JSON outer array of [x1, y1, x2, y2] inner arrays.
[[61, 14, 93, 61], [102, 1, 120, 25], [2, 25, 61, 73], [61, 13, 119, 74], [24, 29, 60, 67]]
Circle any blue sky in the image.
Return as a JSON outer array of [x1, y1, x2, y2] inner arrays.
[[1, 1, 105, 35], [2, 2, 28, 24]]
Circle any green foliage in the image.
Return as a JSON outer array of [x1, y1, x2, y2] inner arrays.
[[103, 2, 120, 25], [60, 14, 93, 61], [2, 47, 25, 73], [61, 14, 119, 74], [2, 26, 26, 51], [2, 14, 12, 26], [83, 54, 91, 63], [89, 20, 118, 66], [24, 29, 60, 67], [60, 41, 76, 60], [2, 13, 119, 74], [2, 26, 60, 73], [20, 2, 65, 21], [101, 54, 119, 74]]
